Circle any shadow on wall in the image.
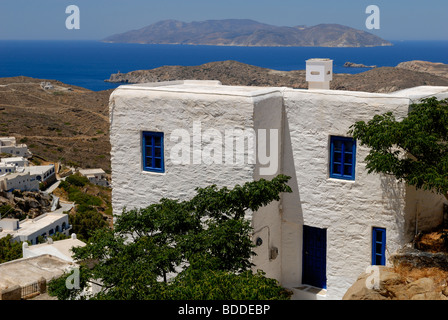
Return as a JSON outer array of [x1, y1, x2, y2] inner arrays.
[[280, 111, 305, 285], [379, 174, 407, 243]]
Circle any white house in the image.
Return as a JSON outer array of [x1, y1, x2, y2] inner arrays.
[[0, 162, 16, 175], [78, 168, 109, 187], [0, 212, 71, 245], [108, 59, 448, 300], [0, 137, 32, 158], [24, 164, 56, 185], [22, 233, 85, 263], [0, 157, 29, 168], [0, 172, 39, 192]]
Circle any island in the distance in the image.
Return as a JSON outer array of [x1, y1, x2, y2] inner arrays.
[[103, 19, 392, 47]]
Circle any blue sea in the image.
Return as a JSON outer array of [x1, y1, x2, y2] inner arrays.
[[0, 40, 447, 91]]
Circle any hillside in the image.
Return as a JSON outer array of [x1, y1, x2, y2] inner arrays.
[[2, 60, 447, 173], [397, 60, 448, 79], [0, 77, 112, 171], [103, 19, 392, 47]]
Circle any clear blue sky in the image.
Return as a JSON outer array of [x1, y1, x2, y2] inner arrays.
[[0, 0, 446, 41]]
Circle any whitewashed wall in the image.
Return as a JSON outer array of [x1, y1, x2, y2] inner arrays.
[[282, 89, 412, 299], [109, 81, 448, 300], [109, 82, 281, 217]]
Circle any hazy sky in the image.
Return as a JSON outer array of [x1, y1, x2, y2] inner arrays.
[[0, 0, 446, 41]]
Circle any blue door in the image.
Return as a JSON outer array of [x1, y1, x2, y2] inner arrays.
[[302, 225, 327, 289], [372, 227, 386, 265]]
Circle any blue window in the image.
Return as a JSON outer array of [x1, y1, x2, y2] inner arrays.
[[372, 227, 386, 266], [330, 136, 356, 180], [142, 131, 164, 173]]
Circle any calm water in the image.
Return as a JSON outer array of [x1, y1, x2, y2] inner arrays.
[[0, 40, 447, 91]]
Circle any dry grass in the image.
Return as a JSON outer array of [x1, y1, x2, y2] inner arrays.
[[415, 228, 448, 253], [393, 262, 448, 293]]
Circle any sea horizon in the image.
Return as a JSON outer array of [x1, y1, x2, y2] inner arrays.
[[0, 40, 447, 91]]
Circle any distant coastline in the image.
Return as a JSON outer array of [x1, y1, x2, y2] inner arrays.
[[0, 40, 447, 91], [103, 19, 392, 48]]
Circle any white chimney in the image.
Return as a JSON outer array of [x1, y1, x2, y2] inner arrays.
[[306, 58, 333, 90]]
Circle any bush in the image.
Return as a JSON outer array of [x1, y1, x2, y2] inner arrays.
[[65, 174, 89, 187], [0, 235, 23, 263], [154, 269, 292, 300]]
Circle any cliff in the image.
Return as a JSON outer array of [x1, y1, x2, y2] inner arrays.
[[103, 19, 392, 47]]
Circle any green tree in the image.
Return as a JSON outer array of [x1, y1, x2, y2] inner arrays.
[[48, 175, 292, 300], [349, 97, 448, 200], [0, 235, 23, 263]]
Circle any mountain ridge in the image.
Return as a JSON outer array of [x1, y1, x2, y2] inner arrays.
[[103, 19, 392, 47]]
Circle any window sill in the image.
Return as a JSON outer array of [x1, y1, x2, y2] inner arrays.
[[142, 170, 166, 176], [327, 177, 356, 183]]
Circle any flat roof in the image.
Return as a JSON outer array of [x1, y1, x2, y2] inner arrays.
[[25, 237, 86, 262], [79, 168, 105, 175], [0, 254, 74, 289], [0, 213, 68, 238], [17, 213, 67, 236], [24, 165, 54, 175], [116, 80, 286, 98], [0, 157, 26, 162], [388, 86, 448, 100]]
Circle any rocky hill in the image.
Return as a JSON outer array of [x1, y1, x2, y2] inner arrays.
[[397, 60, 448, 79], [0, 77, 111, 171], [0, 190, 53, 220], [1, 60, 447, 174], [106, 60, 448, 93], [103, 19, 392, 47]]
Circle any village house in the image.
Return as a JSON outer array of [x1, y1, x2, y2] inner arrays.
[[22, 233, 85, 263], [78, 168, 109, 187], [0, 172, 39, 192], [0, 137, 32, 158], [108, 59, 448, 299], [23, 164, 56, 186], [0, 160, 56, 192], [0, 211, 71, 245]]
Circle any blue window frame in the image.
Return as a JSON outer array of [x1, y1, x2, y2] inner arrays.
[[142, 131, 164, 173], [330, 136, 356, 180], [372, 227, 386, 266]]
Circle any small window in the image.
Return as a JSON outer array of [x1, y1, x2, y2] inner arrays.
[[372, 227, 386, 266], [330, 136, 356, 180], [142, 131, 164, 173]]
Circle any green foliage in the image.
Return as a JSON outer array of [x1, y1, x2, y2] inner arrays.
[[0, 204, 14, 218], [0, 235, 23, 263], [47, 265, 92, 300], [58, 174, 108, 242], [65, 174, 89, 187], [49, 175, 292, 300], [153, 269, 292, 300], [349, 97, 448, 199], [69, 208, 107, 242]]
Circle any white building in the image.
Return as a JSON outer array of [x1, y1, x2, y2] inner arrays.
[[0, 157, 29, 168], [0, 162, 16, 175], [0, 172, 39, 192], [0, 212, 71, 245], [0, 137, 32, 158], [24, 164, 56, 185], [78, 168, 109, 187], [22, 233, 85, 263], [108, 59, 448, 300]]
